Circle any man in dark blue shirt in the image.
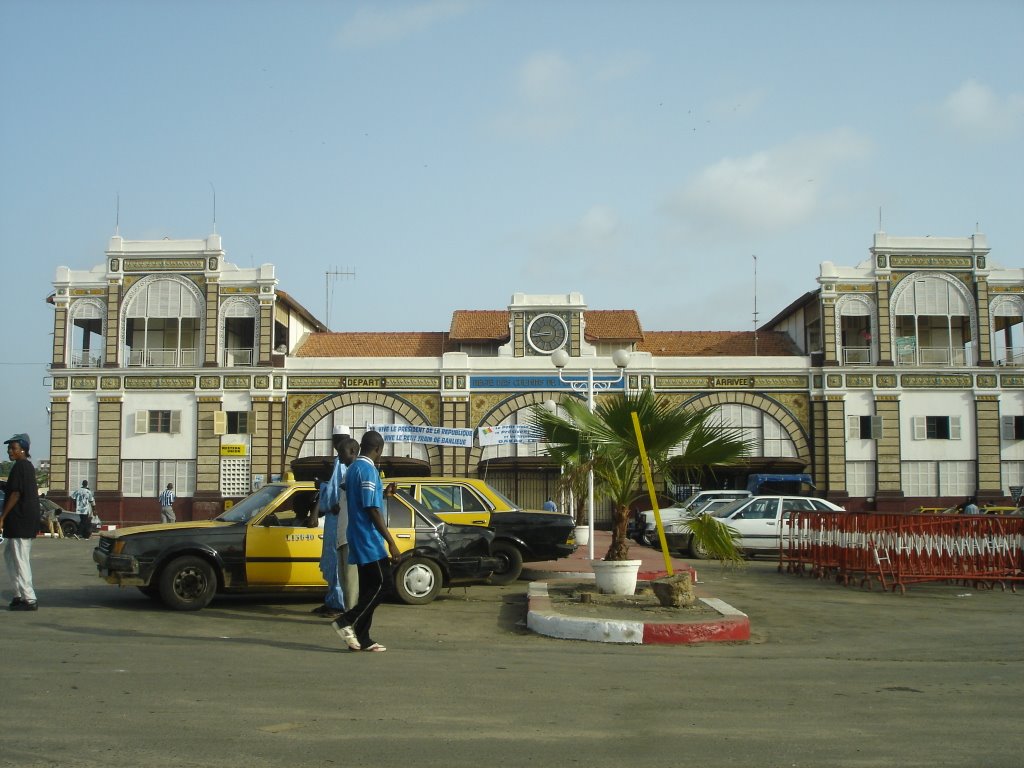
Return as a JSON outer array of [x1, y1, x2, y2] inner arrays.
[[1, 433, 40, 611], [330, 430, 400, 652]]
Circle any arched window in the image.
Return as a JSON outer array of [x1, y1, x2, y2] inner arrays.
[[890, 273, 975, 366], [299, 405, 429, 461], [480, 407, 549, 460], [221, 297, 259, 367], [67, 298, 105, 368], [709, 404, 797, 458], [835, 295, 875, 365], [121, 276, 203, 368], [990, 295, 1024, 366]]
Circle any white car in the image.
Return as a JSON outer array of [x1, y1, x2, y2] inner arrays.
[[633, 490, 751, 546], [664, 495, 845, 558]]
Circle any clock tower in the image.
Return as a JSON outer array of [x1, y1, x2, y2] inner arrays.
[[506, 292, 586, 358]]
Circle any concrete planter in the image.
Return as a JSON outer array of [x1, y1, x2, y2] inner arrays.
[[573, 525, 590, 546], [590, 559, 642, 595]]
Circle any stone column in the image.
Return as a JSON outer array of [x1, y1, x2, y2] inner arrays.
[[822, 298, 837, 365], [204, 279, 219, 366], [974, 394, 1002, 503], [195, 396, 223, 497], [248, 395, 281, 482], [104, 281, 121, 367], [810, 395, 828, 492], [52, 304, 68, 369], [48, 396, 70, 497], [440, 396, 470, 476], [873, 394, 903, 507], [975, 277, 993, 366], [259, 300, 274, 366], [824, 395, 848, 499], [876, 279, 893, 366], [96, 396, 123, 493]]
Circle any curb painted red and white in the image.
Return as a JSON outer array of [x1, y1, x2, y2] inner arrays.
[[526, 579, 750, 645]]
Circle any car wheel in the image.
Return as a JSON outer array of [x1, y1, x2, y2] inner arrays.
[[689, 537, 712, 560], [158, 556, 217, 611], [393, 557, 442, 605], [488, 541, 524, 585], [640, 530, 655, 547], [60, 520, 79, 537]]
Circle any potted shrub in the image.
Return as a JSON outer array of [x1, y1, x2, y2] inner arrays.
[[531, 389, 748, 591]]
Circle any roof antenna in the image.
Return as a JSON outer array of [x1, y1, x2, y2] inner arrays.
[[114, 192, 120, 235], [752, 254, 759, 356], [878, 206, 883, 232], [325, 267, 356, 330], [209, 182, 217, 234]]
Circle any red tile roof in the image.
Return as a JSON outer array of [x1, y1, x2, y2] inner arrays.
[[295, 332, 451, 357], [583, 310, 643, 341], [637, 331, 801, 357], [449, 311, 510, 341]]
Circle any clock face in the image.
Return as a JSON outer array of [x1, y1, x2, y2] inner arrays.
[[527, 313, 568, 353]]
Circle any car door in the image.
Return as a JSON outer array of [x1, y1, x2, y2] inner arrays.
[[728, 497, 782, 550], [384, 493, 418, 556], [402, 482, 492, 527], [245, 487, 326, 586]]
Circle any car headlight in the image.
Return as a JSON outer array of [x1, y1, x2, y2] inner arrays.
[[111, 540, 127, 555]]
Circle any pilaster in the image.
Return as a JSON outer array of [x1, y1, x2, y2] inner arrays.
[[874, 394, 902, 494]]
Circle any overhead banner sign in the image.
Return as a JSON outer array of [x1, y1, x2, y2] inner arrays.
[[369, 424, 474, 447], [477, 424, 543, 446]]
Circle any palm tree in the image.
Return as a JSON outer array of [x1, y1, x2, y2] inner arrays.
[[531, 388, 750, 561]]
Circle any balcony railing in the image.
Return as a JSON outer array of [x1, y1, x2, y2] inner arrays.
[[995, 348, 1024, 366], [895, 346, 968, 367], [224, 348, 254, 367], [842, 347, 873, 365], [124, 348, 199, 368], [70, 351, 103, 368]]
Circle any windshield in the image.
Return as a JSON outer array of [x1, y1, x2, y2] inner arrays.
[[485, 484, 519, 509], [217, 484, 288, 523], [711, 498, 754, 518]]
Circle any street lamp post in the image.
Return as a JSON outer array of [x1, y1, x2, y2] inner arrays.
[[550, 348, 630, 560]]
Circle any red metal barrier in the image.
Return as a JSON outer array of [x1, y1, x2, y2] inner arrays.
[[779, 512, 1024, 593]]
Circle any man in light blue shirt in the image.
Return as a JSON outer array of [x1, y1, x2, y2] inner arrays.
[[313, 432, 359, 618], [330, 430, 400, 653]]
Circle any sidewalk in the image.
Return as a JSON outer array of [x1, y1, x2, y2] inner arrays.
[[521, 530, 751, 645], [521, 529, 698, 581]]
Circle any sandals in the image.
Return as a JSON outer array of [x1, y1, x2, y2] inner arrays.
[[330, 620, 363, 651]]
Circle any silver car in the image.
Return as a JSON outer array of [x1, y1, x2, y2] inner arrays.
[[664, 495, 845, 558], [633, 490, 750, 546]]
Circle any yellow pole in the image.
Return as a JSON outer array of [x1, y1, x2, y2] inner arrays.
[[630, 411, 673, 576]]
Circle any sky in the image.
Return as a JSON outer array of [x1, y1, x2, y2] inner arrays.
[[1, 0, 1022, 460]]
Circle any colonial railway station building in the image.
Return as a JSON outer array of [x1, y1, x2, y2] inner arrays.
[[46, 231, 1024, 525]]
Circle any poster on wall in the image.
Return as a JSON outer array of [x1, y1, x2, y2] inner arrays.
[[477, 424, 542, 446], [369, 424, 474, 447]]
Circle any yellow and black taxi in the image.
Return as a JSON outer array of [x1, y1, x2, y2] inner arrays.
[[388, 477, 577, 584], [92, 481, 500, 610]]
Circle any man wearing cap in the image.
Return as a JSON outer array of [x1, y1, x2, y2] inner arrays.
[[312, 427, 358, 618], [1, 433, 40, 611]]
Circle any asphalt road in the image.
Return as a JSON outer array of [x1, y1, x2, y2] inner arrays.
[[2, 538, 1022, 768]]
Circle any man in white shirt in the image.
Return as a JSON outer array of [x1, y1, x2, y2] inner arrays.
[[70, 480, 96, 539]]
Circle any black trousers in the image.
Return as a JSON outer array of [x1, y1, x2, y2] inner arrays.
[[79, 514, 92, 539], [342, 557, 390, 647]]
